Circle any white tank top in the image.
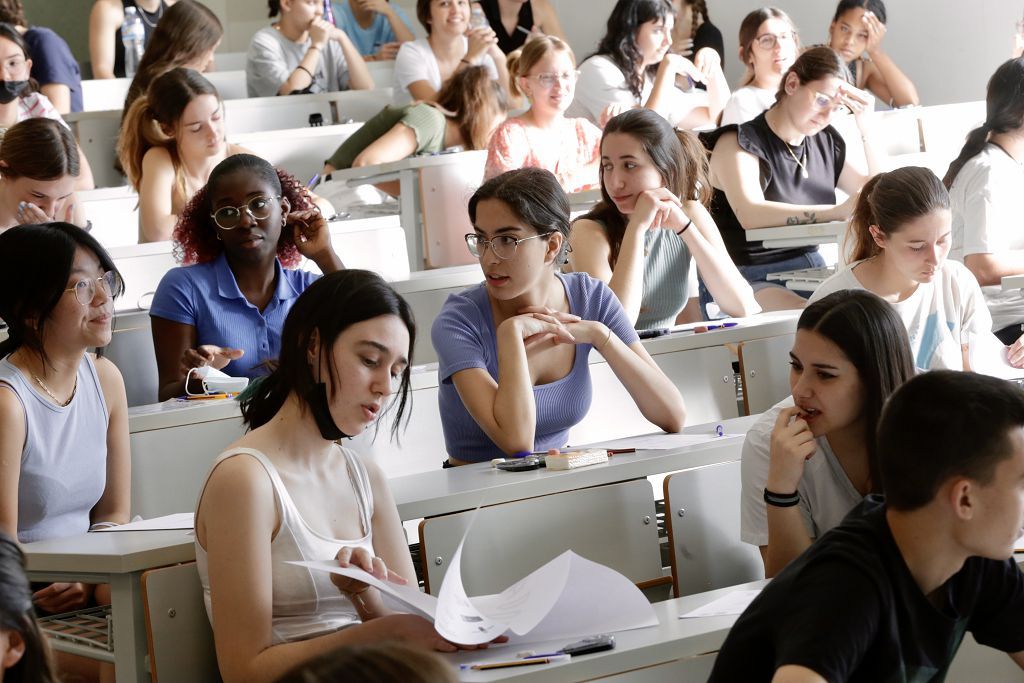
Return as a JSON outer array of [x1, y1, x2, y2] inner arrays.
[[195, 446, 375, 644]]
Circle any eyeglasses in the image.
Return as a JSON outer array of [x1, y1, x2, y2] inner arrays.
[[811, 90, 845, 113], [528, 71, 579, 89], [64, 270, 121, 306], [464, 232, 547, 259], [210, 195, 281, 230], [754, 31, 797, 50]]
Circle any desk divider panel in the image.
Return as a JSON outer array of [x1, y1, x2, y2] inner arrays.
[[664, 460, 764, 597], [417, 478, 663, 597]]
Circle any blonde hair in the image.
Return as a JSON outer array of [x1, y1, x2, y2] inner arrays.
[[507, 36, 575, 100]]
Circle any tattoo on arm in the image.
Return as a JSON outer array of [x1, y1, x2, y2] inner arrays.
[[785, 211, 818, 226]]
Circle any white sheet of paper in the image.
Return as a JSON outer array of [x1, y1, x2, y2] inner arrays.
[[679, 589, 762, 618], [93, 512, 194, 531], [580, 431, 741, 451], [289, 561, 439, 619], [969, 332, 1023, 380], [294, 549, 658, 646]]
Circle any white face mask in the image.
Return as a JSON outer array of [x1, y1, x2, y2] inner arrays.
[[185, 365, 249, 396]]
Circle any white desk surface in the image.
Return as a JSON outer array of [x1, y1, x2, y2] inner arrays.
[[1002, 274, 1024, 291], [451, 580, 767, 682], [128, 398, 241, 433], [125, 311, 797, 435], [743, 221, 846, 249], [391, 415, 760, 521], [22, 529, 195, 575]]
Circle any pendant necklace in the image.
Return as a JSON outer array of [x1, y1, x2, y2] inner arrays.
[[784, 141, 809, 179]]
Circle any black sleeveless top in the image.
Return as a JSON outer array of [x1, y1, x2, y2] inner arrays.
[[113, 0, 166, 78], [480, 0, 534, 54], [700, 112, 846, 266]]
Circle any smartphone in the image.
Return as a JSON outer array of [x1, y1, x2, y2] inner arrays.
[[495, 458, 541, 472], [559, 634, 615, 656]]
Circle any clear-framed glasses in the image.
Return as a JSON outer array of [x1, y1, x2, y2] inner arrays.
[[754, 31, 797, 50], [210, 195, 282, 230], [528, 70, 579, 89], [464, 232, 547, 259], [64, 270, 121, 306], [811, 90, 845, 113]]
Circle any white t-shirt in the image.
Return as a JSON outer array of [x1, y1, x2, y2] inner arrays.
[[809, 259, 992, 371], [565, 54, 707, 128], [949, 143, 1024, 332], [720, 85, 776, 126], [392, 38, 498, 106], [740, 398, 863, 547], [246, 26, 351, 98]]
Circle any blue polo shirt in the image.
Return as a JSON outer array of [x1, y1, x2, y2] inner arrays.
[[150, 253, 318, 378], [332, 0, 414, 56]]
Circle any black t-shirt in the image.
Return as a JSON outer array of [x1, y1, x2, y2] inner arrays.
[[693, 20, 724, 67], [700, 112, 845, 267], [480, 0, 533, 55], [709, 496, 1024, 682]]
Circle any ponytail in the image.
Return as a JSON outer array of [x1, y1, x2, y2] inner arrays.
[[846, 173, 884, 262], [942, 124, 991, 189], [117, 95, 176, 191], [437, 65, 507, 151], [506, 48, 525, 99], [847, 167, 950, 263], [239, 372, 288, 430]]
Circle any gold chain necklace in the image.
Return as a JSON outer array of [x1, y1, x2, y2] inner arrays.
[[33, 373, 77, 408], [783, 141, 809, 179]]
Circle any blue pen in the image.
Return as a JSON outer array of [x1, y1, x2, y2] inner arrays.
[[306, 173, 320, 189]]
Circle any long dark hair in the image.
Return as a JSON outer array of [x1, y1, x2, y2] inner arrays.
[[943, 58, 1024, 189], [847, 166, 949, 262], [798, 289, 915, 494], [240, 270, 416, 440], [579, 108, 711, 268], [591, 0, 674, 100], [0, 533, 58, 683], [0, 223, 123, 366]]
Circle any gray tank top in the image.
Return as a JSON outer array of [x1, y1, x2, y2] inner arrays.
[[0, 355, 109, 543], [636, 228, 693, 331]]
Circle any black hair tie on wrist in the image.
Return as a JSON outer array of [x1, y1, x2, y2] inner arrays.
[[676, 219, 693, 236]]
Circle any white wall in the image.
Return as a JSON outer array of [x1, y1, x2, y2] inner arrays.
[[222, 0, 1019, 106]]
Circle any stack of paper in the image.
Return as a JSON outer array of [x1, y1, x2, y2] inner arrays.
[[294, 541, 657, 644]]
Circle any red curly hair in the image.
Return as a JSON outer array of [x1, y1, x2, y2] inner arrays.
[[173, 155, 315, 267]]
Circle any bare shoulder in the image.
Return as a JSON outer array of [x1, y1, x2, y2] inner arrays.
[[92, 354, 128, 399], [91, 0, 124, 22]]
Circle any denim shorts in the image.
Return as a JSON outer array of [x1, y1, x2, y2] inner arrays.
[[699, 251, 826, 318]]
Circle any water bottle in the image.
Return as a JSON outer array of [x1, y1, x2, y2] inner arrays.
[[469, 4, 488, 30], [323, 0, 335, 26], [121, 6, 145, 79]]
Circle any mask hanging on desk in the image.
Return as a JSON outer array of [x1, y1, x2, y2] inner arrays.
[[0, 81, 28, 105]]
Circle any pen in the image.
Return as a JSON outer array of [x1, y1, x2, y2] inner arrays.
[[306, 173, 320, 189], [460, 655, 571, 670], [186, 393, 230, 400], [607, 448, 636, 455], [515, 25, 531, 35]]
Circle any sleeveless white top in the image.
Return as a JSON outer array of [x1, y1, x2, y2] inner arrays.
[[195, 446, 375, 644]]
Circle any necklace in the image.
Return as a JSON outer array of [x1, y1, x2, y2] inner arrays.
[[33, 373, 77, 407], [783, 141, 809, 179], [136, 1, 165, 29]]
